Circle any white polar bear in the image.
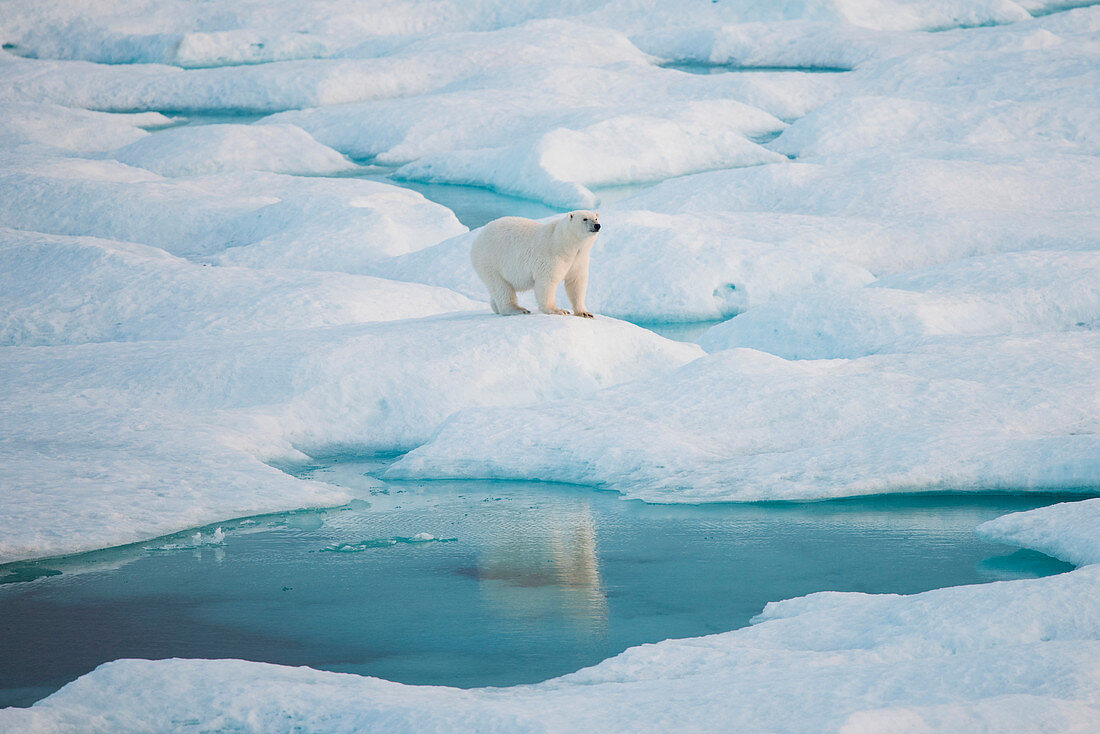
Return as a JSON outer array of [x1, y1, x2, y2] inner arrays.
[[471, 210, 601, 317]]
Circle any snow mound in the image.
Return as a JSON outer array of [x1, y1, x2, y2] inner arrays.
[[0, 156, 465, 266], [772, 93, 1100, 158], [634, 20, 914, 70], [395, 101, 787, 208], [0, 314, 700, 561], [270, 63, 824, 165], [615, 151, 1100, 274], [0, 102, 169, 154], [110, 123, 356, 177], [4, 564, 1098, 732], [0, 20, 651, 113], [0, 228, 480, 346], [0, 0, 1052, 70], [979, 499, 1100, 567], [699, 250, 1100, 358], [391, 333, 1100, 501]]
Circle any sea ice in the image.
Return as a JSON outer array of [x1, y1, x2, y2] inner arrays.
[[0, 102, 170, 154], [1, 0, 1098, 726], [391, 333, 1100, 501], [979, 498, 1100, 567], [0, 228, 480, 346], [0, 155, 466, 266], [699, 249, 1100, 358], [393, 101, 787, 208], [109, 123, 357, 177], [0, 315, 699, 561]]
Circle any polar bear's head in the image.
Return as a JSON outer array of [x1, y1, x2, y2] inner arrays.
[[568, 210, 601, 235]]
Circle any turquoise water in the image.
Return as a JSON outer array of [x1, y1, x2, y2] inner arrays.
[[356, 168, 564, 230], [659, 61, 850, 74], [636, 320, 724, 343], [0, 460, 1076, 708]]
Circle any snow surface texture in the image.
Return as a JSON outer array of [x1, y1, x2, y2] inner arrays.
[[2, 0, 1100, 729], [109, 123, 357, 177], [0, 152, 466, 268], [0, 228, 481, 346], [0, 316, 699, 561], [698, 249, 1100, 358], [393, 333, 1100, 500]]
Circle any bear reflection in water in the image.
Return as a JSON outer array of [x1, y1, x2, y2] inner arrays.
[[472, 504, 608, 635]]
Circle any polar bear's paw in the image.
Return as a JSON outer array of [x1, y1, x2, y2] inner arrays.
[[541, 307, 571, 315], [502, 305, 531, 315], [574, 310, 594, 319]]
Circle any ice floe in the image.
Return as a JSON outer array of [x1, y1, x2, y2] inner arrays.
[[699, 249, 1100, 358], [979, 498, 1100, 567], [0, 315, 699, 561], [0, 102, 169, 154], [110, 123, 356, 177], [1, 0, 1098, 725], [0, 155, 466, 266], [0, 228, 480, 346], [392, 333, 1100, 501]]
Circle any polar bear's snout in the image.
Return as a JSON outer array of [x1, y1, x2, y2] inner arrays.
[[589, 221, 601, 232]]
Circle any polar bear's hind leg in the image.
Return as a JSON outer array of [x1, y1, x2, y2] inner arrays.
[[484, 273, 529, 315]]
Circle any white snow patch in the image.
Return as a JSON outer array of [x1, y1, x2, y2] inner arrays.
[[0, 315, 700, 562], [0, 155, 466, 266], [392, 333, 1100, 501], [395, 101, 787, 208], [699, 250, 1100, 358], [979, 499, 1100, 567], [0, 228, 480, 346], [0, 102, 169, 154], [110, 123, 356, 177]]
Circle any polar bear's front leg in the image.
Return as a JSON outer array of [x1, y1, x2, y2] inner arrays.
[[565, 252, 593, 318], [535, 275, 570, 315]]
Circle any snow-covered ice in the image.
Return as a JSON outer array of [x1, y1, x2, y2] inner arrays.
[[0, 156, 466, 266], [0, 228, 480, 346], [979, 498, 1100, 567], [109, 123, 356, 177], [699, 249, 1100, 358], [392, 333, 1100, 500], [0, 314, 698, 562], [1, 0, 1099, 727]]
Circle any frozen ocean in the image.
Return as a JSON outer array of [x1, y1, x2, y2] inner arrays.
[[0, 0, 1098, 732]]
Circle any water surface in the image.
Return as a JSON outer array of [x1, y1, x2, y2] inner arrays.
[[0, 461, 1076, 708], [659, 61, 850, 75]]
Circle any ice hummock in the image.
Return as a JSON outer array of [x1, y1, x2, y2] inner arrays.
[[0, 155, 467, 266], [0, 314, 700, 562], [391, 333, 1100, 501], [0, 228, 480, 346], [110, 123, 357, 177]]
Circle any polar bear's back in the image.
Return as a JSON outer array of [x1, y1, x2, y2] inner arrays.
[[470, 215, 550, 283], [476, 216, 545, 250]]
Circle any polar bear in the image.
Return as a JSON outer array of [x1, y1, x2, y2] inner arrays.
[[471, 210, 601, 317]]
